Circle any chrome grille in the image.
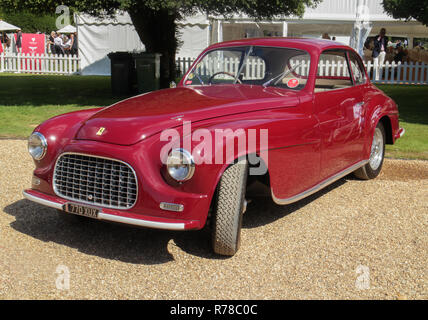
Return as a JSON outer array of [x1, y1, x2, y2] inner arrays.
[[53, 153, 138, 209]]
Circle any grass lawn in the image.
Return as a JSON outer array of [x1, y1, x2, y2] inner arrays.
[[0, 74, 427, 160], [377, 85, 428, 160], [0, 74, 124, 138]]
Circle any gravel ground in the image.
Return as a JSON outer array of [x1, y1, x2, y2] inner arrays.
[[0, 139, 427, 300]]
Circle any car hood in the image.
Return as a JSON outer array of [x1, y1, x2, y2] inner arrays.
[[75, 85, 299, 145]]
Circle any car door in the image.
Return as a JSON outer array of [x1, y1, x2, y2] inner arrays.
[[314, 49, 365, 180], [347, 50, 369, 157], [262, 49, 321, 202]]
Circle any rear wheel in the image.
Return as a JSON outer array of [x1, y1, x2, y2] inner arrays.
[[212, 159, 248, 256], [354, 122, 386, 180]]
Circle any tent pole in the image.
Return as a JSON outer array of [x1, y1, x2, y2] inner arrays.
[[282, 21, 288, 37], [408, 36, 414, 49], [217, 20, 223, 43]]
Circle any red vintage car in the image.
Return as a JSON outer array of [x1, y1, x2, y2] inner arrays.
[[24, 38, 404, 256]]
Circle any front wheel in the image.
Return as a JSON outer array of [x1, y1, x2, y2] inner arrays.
[[354, 122, 386, 180], [212, 159, 248, 256]]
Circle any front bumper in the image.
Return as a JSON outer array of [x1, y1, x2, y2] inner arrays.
[[23, 189, 200, 231]]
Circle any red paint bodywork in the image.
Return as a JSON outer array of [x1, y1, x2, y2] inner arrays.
[[25, 38, 402, 230]]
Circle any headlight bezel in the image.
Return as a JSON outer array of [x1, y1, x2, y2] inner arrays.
[[166, 148, 195, 182], [28, 132, 48, 161]]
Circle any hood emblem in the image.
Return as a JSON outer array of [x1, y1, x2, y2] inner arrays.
[[96, 127, 106, 136]]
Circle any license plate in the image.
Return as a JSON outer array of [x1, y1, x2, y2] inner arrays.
[[63, 203, 99, 219]]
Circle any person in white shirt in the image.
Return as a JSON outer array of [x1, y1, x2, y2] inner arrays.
[[372, 28, 388, 80], [62, 36, 72, 54], [54, 33, 65, 55]]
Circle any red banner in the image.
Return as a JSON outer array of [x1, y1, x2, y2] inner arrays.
[[12, 33, 46, 71], [20, 33, 45, 55]]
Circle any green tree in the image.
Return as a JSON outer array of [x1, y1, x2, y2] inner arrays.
[[382, 0, 428, 26], [0, 0, 320, 87], [0, 10, 57, 33]]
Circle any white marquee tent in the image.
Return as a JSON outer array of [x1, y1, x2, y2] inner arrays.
[[57, 24, 77, 34], [75, 12, 145, 75], [178, 0, 428, 57], [0, 20, 20, 31], [76, 0, 428, 75]]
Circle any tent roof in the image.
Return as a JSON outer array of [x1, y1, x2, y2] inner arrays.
[[0, 20, 20, 31], [75, 12, 134, 26], [57, 24, 76, 33]]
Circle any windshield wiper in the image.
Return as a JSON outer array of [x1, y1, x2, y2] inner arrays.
[[233, 46, 253, 84], [262, 61, 305, 88]]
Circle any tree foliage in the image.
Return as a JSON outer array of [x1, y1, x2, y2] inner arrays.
[[0, 0, 321, 87], [0, 9, 57, 33], [382, 0, 428, 26]]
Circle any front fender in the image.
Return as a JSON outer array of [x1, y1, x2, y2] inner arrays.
[[31, 108, 103, 174]]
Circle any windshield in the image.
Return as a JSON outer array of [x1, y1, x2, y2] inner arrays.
[[184, 46, 311, 90]]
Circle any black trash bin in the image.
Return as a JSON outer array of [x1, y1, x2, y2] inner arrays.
[[133, 53, 162, 93], [108, 52, 137, 95]]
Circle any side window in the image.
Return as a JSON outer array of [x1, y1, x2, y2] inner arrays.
[[348, 51, 366, 85], [280, 53, 311, 89], [315, 50, 353, 92]]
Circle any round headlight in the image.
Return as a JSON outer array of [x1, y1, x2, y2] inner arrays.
[[28, 132, 47, 160], [166, 148, 195, 182]]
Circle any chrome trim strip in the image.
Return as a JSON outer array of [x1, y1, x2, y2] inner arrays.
[[399, 128, 405, 138], [23, 191, 185, 231], [272, 160, 369, 205], [23, 191, 63, 210], [98, 213, 185, 230], [52, 152, 139, 210]]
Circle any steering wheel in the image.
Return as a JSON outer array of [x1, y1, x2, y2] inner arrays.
[[208, 71, 242, 84]]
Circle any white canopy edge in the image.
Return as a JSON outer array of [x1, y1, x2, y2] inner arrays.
[[0, 20, 20, 31], [57, 24, 77, 33]]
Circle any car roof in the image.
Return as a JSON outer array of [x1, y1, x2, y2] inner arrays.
[[206, 37, 352, 55]]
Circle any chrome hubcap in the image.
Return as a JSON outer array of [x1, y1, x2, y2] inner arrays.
[[369, 128, 384, 170]]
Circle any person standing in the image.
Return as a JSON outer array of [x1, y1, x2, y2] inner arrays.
[[47, 31, 56, 54], [70, 32, 78, 56], [372, 28, 388, 80], [16, 29, 22, 53], [1, 32, 10, 52], [62, 35, 71, 54], [54, 32, 65, 55]]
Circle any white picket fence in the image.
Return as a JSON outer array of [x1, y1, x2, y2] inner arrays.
[[176, 56, 428, 85], [0, 53, 80, 75], [365, 61, 428, 85], [0, 53, 425, 84]]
